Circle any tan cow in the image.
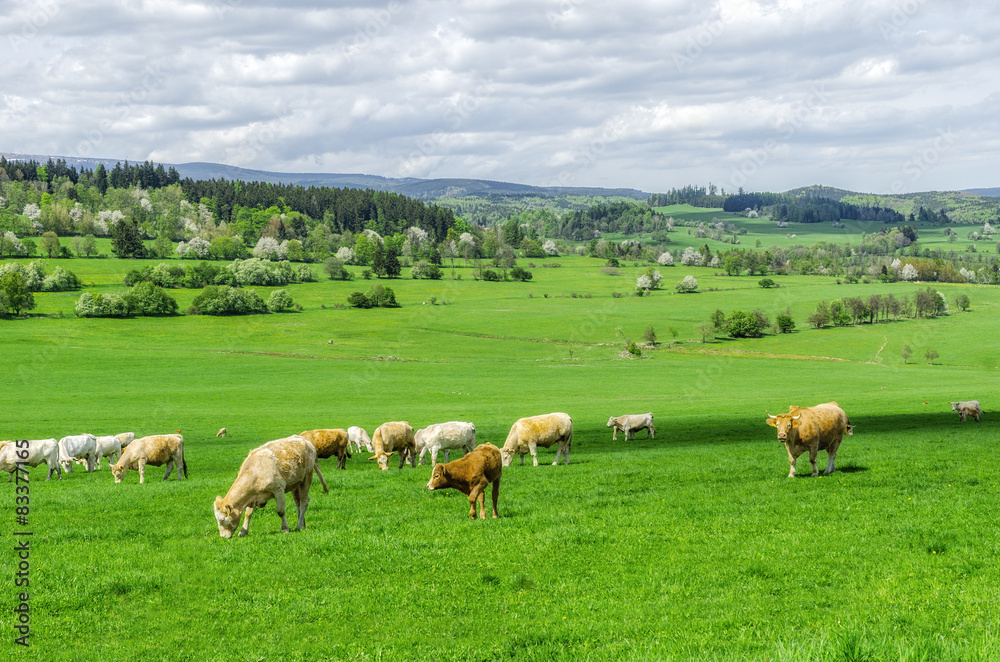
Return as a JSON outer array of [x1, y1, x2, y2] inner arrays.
[[427, 443, 502, 519], [606, 413, 655, 441], [213, 435, 328, 538], [111, 434, 186, 484], [500, 412, 573, 467], [766, 402, 850, 478], [298, 429, 351, 470], [216, 427, 227, 437], [369, 421, 416, 471], [115, 432, 136, 448]]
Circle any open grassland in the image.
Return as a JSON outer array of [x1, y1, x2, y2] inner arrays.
[[2, 254, 999, 661]]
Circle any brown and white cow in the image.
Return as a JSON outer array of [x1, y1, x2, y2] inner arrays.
[[214, 435, 328, 537], [298, 429, 351, 470], [427, 442, 502, 519], [606, 413, 655, 441], [111, 434, 186, 484], [766, 402, 850, 478], [951, 400, 982, 422], [369, 422, 416, 471], [500, 412, 573, 467]]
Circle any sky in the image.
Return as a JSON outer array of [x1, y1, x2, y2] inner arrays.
[[2, 0, 998, 194]]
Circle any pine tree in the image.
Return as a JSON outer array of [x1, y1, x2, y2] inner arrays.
[[111, 219, 146, 259]]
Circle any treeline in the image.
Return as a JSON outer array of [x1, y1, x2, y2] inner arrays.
[[648, 185, 727, 208]]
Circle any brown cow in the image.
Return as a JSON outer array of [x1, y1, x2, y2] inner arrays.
[[426, 443, 502, 519], [111, 434, 186, 484], [298, 429, 352, 470], [766, 402, 849, 478]]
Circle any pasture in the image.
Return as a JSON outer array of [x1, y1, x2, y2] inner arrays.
[[2, 253, 999, 661]]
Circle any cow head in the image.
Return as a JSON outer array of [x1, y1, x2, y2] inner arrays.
[[500, 448, 514, 467], [950, 402, 960, 411], [606, 417, 617, 428], [214, 497, 240, 538], [765, 411, 801, 441], [369, 451, 393, 471], [427, 464, 448, 490], [111, 464, 125, 483]]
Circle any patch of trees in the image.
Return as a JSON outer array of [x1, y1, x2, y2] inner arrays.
[[770, 198, 904, 224], [123, 259, 314, 289], [648, 184, 727, 208], [806, 289, 949, 328], [75, 282, 179, 317], [347, 284, 399, 308]]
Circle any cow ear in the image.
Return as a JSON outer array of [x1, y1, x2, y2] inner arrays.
[[368, 455, 377, 462], [765, 417, 778, 428], [791, 419, 801, 429], [385, 452, 394, 458]]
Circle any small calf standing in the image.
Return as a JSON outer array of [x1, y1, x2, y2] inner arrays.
[[426, 443, 502, 519], [951, 400, 982, 422]]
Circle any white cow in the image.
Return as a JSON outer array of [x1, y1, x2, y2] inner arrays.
[[951, 400, 982, 422], [415, 421, 476, 466], [59, 434, 98, 472], [92, 435, 123, 469], [348, 426, 374, 453], [0, 439, 62, 482], [606, 413, 655, 441], [116, 432, 136, 448]]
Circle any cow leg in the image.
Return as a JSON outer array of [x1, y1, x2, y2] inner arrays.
[[239, 506, 255, 537], [274, 490, 291, 533], [467, 485, 481, 519], [612, 427, 617, 441], [443, 450, 450, 463], [528, 442, 539, 467], [87, 454, 96, 472], [430, 448, 438, 466], [808, 446, 819, 477], [490, 477, 500, 518], [163, 461, 174, 481], [138, 459, 147, 483], [786, 445, 797, 478], [518, 453, 525, 466], [824, 438, 843, 475], [552, 443, 562, 465]]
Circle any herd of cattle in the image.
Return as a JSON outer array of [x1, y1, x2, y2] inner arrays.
[[0, 399, 984, 536]]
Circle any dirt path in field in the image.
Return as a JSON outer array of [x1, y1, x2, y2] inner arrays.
[[869, 335, 889, 365]]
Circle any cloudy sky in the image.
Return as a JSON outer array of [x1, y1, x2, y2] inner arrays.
[[2, 0, 997, 194]]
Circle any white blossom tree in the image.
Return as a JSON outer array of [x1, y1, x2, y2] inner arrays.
[[543, 240, 558, 256], [657, 251, 674, 266], [23, 203, 41, 220], [675, 275, 698, 293], [900, 263, 918, 281], [681, 246, 700, 266], [336, 246, 355, 264]]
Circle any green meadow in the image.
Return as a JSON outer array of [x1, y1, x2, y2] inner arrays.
[[2, 252, 998, 661]]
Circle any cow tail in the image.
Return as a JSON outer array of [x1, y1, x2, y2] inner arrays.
[[314, 464, 329, 493]]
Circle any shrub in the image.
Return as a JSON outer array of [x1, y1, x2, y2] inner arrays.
[[191, 286, 267, 315], [268, 289, 295, 312], [74, 292, 134, 318], [347, 291, 373, 308], [758, 278, 777, 288], [675, 275, 698, 293], [521, 238, 546, 258], [626, 341, 642, 357], [480, 269, 501, 282], [130, 282, 179, 316], [1, 272, 35, 315], [726, 310, 761, 338], [324, 257, 353, 281], [510, 266, 533, 282], [296, 264, 316, 282], [411, 260, 443, 279], [348, 284, 399, 309], [776, 313, 795, 333]]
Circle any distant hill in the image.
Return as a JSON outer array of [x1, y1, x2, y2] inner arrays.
[[783, 185, 858, 201], [964, 188, 1000, 197], [0, 152, 647, 201]]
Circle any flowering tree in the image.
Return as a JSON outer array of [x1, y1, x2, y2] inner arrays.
[[681, 246, 701, 266], [543, 240, 558, 256], [336, 246, 355, 264], [657, 251, 674, 266], [900, 263, 918, 281], [675, 275, 698, 293]]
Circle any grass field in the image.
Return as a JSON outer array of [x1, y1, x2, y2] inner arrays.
[[2, 253, 999, 661]]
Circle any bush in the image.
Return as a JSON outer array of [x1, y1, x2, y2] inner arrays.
[[675, 275, 698, 293], [411, 260, 443, 280], [758, 278, 777, 288], [726, 310, 762, 338], [268, 289, 295, 312], [776, 313, 795, 333], [191, 286, 267, 315], [324, 257, 353, 281], [348, 284, 399, 308], [480, 269, 501, 282], [130, 282, 179, 316], [41, 266, 81, 292], [1, 272, 35, 315], [510, 266, 533, 282], [74, 292, 133, 318], [347, 291, 373, 308]]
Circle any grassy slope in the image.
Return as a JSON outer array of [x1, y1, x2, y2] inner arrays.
[[2, 254, 999, 661]]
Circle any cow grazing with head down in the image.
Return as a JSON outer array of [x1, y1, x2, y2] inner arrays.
[[369, 422, 416, 471], [766, 402, 850, 478], [214, 435, 328, 537], [500, 412, 573, 467], [59, 434, 98, 473], [427, 443, 502, 519], [606, 413, 655, 441], [0, 439, 62, 482], [115, 432, 135, 448], [348, 426, 373, 453], [415, 421, 476, 466], [298, 429, 351, 470], [111, 434, 186, 484], [951, 400, 982, 422]]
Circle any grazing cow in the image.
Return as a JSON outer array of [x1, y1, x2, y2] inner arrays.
[[0, 439, 62, 482], [213, 435, 328, 537], [111, 434, 186, 484], [369, 422, 416, 471], [415, 421, 476, 466], [348, 426, 373, 453], [606, 413, 655, 441], [298, 429, 351, 470], [766, 402, 850, 478], [951, 400, 982, 422], [217, 427, 227, 438], [500, 412, 573, 467], [427, 443, 502, 519], [116, 432, 135, 448], [59, 434, 98, 473], [92, 435, 123, 469]]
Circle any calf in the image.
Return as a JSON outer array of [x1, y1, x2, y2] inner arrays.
[[217, 427, 227, 437], [111, 434, 186, 484], [415, 421, 476, 466], [298, 429, 352, 470], [426, 443, 502, 519], [214, 435, 329, 537], [59, 434, 98, 472], [0, 439, 62, 482], [606, 413, 655, 441], [348, 426, 373, 453]]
